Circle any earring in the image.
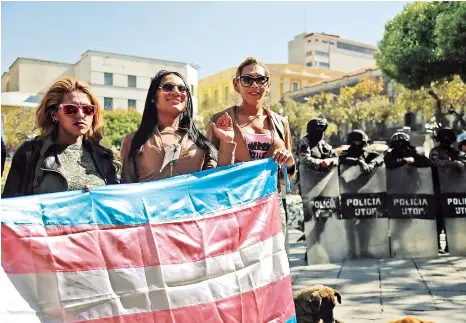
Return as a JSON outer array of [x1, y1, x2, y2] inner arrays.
[[52, 118, 58, 123]]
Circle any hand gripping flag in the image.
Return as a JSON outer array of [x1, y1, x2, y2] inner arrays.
[[1, 159, 296, 323]]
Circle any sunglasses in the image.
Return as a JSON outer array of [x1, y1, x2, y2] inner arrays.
[[237, 74, 269, 87], [159, 83, 189, 94], [58, 104, 96, 116]]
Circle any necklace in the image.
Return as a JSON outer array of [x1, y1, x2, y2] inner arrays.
[[155, 129, 188, 177], [236, 106, 267, 128]]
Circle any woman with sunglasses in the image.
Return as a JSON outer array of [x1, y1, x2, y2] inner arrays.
[[3, 77, 120, 197], [120, 70, 235, 183], [206, 57, 296, 253]]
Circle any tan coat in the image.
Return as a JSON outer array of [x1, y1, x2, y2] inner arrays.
[[120, 129, 235, 183], [206, 106, 296, 183]]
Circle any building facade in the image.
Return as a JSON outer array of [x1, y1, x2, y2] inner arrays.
[[284, 67, 429, 145], [198, 64, 344, 108], [288, 33, 377, 73], [1, 50, 199, 114]]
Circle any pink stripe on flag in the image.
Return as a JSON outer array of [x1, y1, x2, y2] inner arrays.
[[83, 275, 294, 323], [2, 194, 281, 274]]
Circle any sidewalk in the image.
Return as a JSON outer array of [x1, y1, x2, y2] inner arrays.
[[288, 228, 466, 323]]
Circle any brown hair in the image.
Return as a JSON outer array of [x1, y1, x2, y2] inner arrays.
[[235, 57, 270, 78], [35, 77, 104, 143]]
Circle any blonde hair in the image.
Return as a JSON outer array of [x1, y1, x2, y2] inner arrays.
[[235, 57, 270, 78], [234, 57, 272, 107], [35, 77, 104, 143]]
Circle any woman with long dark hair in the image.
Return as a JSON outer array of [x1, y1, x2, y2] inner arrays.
[[120, 70, 235, 183]]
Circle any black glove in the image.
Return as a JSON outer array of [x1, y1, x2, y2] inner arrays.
[[358, 160, 372, 174]]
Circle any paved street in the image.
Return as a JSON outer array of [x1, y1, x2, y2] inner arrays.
[[288, 228, 466, 323]]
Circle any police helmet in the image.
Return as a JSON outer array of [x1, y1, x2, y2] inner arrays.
[[390, 132, 411, 147], [347, 129, 369, 145], [457, 132, 466, 148], [435, 128, 456, 143], [307, 118, 328, 134]]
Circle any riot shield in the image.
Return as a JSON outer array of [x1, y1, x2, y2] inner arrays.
[[337, 164, 389, 259], [299, 165, 343, 264], [299, 165, 340, 221], [438, 167, 466, 255], [386, 166, 437, 258]]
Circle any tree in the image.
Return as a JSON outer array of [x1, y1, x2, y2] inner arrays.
[[3, 107, 37, 152], [196, 97, 227, 134], [102, 110, 142, 149], [376, 2, 466, 125], [336, 76, 384, 131], [394, 76, 466, 129], [270, 98, 321, 146], [365, 95, 406, 138]]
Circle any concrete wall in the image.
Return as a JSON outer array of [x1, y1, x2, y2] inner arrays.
[[87, 52, 198, 114], [288, 33, 306, 66], [13, 59, 74, 93], [1, 73, 9, 92], [289, 33, 377, 73]]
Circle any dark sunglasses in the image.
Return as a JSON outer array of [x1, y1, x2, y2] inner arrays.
[[237, 74, 269, 87], [58, 104, 96, 116], [159, 82, 188, 94]]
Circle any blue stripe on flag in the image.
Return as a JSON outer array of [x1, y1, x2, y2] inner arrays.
[[2, 159, 278, 226], [286, 315, 297, 323]]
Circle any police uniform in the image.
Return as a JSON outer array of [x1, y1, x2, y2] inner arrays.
[[384, 132, 430, 169], [339, 130, 384, 173]]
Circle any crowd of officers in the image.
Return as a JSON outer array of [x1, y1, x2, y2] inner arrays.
[[296, 118, 466, 253]]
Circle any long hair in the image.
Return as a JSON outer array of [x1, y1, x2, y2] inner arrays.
[[128, 70, 218, 161], [35, 77, 104, 143]]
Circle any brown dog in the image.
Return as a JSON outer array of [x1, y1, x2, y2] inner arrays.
[[386, 317, 435, 323], [293, 285, 343, 323]]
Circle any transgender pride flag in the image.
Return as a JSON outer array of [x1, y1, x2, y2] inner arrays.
[[1, 159, 296, 323]]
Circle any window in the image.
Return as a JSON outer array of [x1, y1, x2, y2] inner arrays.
[[315, 39, 319, 42], [214, 90, 218, 101], [203, 93, 208, 103], [104, 97, 113, 111], [307, 40, 311, 43], [191, 85, 194, 94], [224, 86, 229, 100], [322, 40, 328, 44], [330, 42, 335, 45], [318, 62, 330, 68], [104, 73, 113, 86], [306, 51, 313, 57], [292, 82, 298, 91], [306, 62, 313, 67], [128, 99, 136, 110], [315, 50, 329, 57], [337, 42, 376, 55], [128, 75, 136, 88]]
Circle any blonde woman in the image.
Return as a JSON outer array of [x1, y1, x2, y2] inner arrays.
[[206, 57, 296, 253], [3, 77, 119, 197]]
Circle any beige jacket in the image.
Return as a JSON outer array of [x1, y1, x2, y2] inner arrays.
[[206, 106, 296, 182], [120, 129, 236, 183]]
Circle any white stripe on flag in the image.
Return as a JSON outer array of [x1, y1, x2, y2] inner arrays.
[[2, 233, 289, 322]]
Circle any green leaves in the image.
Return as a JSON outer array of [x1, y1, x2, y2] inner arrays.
[[377, 2, 466, 89], [102, 110, 142, 149], [3, 107, 37, 152]]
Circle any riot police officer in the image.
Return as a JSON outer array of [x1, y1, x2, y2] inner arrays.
[[297, 118, 338, 173], [339, 129, 384, 174], [384, 132, 431, 169], [430, 128, 465, 253], [430, 128, 465, 170]]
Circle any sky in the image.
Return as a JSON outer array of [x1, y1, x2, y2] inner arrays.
[[1, 1, 410, 79]]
